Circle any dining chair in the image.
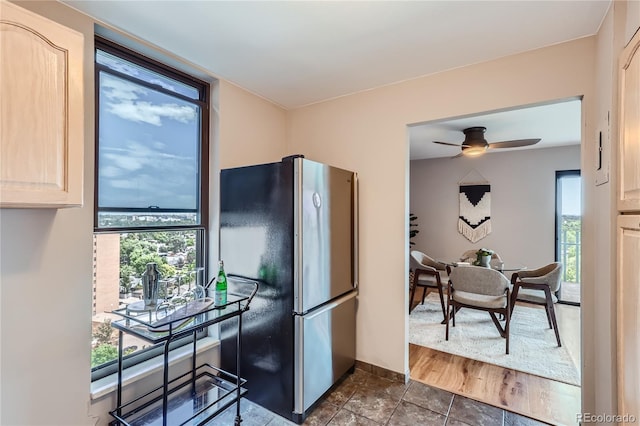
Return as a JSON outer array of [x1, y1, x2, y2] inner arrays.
[[509, 262, 563, 347], [445, 265, 512, 354], [413, 250, 448, 273], [409, 250, 446, 319], [411, 249, 449, 282]]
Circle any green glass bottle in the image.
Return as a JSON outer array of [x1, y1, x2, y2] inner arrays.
[[215, 260, 228, 306]]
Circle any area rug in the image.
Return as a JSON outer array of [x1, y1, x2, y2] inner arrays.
[[409, 294, 581, 386]]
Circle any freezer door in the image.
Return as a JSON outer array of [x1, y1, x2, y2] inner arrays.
[[294, 158, 356, 313], [293, 291, 356, 416]]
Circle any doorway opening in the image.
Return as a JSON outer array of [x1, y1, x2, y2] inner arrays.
[[407, 98, 583, 425], [555, 170, 581, 305]]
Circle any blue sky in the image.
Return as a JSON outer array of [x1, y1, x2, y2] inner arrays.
[[97, 57, 200, 211]]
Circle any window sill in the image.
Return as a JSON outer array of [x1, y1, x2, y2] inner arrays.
[[90, 337, 219, 400]]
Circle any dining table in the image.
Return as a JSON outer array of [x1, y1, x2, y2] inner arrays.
[[438, 260, 526, 275]]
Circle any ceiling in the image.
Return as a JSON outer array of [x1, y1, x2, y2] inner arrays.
[[61, 0, 607, 159]]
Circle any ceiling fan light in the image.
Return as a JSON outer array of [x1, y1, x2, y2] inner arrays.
[[462, 146, 487, 157]]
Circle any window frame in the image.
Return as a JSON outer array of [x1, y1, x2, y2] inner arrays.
[[91, 37, 210, 381], [554, 169, 581, 307]]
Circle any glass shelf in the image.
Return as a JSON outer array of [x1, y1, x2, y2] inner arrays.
[[110, 364, 247, 426], [110, 293, 252, 344]]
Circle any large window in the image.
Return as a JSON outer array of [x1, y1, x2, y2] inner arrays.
[[92, 38, 209, 380], [555, 170, 581, 305]]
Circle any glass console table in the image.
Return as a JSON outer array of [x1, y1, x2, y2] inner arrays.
[[109, 279, 258, 426]]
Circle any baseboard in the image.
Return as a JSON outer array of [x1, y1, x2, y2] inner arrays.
[[354, 360, 408, 383]]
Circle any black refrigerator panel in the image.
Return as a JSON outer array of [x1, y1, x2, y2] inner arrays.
[[219, 160, 295, 419]]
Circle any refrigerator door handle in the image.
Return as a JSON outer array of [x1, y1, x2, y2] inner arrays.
[[293, 158, 303, 313], [302, 290, 357, 320], [353, 173, 359, 289]]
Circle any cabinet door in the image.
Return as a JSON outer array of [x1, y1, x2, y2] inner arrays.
[[617, 215, 640, 422], [0, 0, 83, 207], [618, 29, 640, 211]]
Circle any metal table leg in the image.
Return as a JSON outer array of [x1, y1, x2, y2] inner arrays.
[[235, 312, 243, 425]]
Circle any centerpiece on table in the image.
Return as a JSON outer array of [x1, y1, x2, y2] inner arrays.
[[473, 248, 493, 267]]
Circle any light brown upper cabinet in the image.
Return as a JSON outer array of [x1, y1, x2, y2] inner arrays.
[[0, 0, 83, 208], [619, 29, 640, 212]]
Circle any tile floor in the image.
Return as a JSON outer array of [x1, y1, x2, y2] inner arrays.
[[210, 367, 549, 425]]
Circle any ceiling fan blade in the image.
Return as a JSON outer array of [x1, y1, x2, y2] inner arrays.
[[451, 152, 465, 159], [489, 138, 541, 149], [433, 141, 463, 147]]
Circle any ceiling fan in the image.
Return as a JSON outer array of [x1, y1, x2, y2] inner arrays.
[[433, 126, 541, 158]]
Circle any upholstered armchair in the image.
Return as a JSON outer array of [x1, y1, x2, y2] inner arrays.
[[445, 265, 512, 354], [510, 262, 563, 347], [409, 250, 446, 319], [413, 250, 447, 272]]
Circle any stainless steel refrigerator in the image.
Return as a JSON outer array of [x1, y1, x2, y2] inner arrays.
[[219, 155, 358, 423]]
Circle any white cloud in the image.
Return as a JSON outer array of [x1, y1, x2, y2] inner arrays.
[[108, 101, 196, 126], [104, 152, 147, 172], [98, 54, 141, 77], [102, 75, 146, 102], [101, 74, 196, 126], [149, 78, 176, 92], [99, 165, 122, 178], [152, 140, 166, 150], [105, 170, 197, 209], [110, 179, 139, 189], [101, 141, 195, 187]]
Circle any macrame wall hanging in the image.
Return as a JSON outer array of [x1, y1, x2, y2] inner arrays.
[[458, 170, 491, 243]]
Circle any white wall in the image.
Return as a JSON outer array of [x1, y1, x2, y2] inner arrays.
[[590, 2, 617, 418], [410, 145, 581, 269], [0, 1, 287, 425], [218, 81, 288, 169]]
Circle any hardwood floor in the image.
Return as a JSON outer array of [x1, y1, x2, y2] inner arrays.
[[559, 281, 580, 304], [409, 345, 580, 425], [409, 287, 582, 426]]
